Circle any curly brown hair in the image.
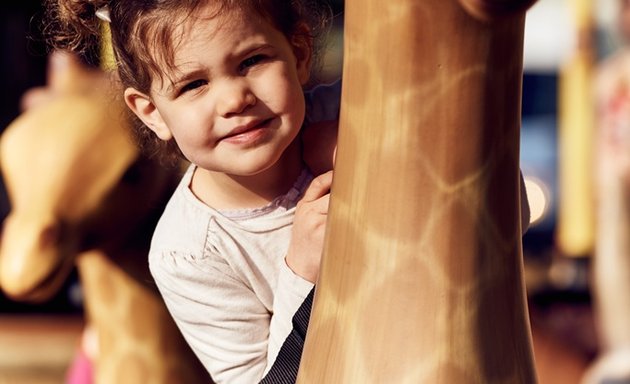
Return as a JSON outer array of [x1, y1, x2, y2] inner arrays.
[[44, 0, 332, 165]]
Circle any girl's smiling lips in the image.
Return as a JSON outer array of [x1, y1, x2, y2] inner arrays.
[[221, 118, 274, 145]]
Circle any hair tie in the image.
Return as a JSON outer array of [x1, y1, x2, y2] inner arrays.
[[95, 6, 111, 23]]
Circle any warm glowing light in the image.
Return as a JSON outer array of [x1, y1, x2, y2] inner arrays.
[[524, 177, 550, 225]]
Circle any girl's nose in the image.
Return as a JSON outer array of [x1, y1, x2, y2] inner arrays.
[[215, 79, 256, 117]]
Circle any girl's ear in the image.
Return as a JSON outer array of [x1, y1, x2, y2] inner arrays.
[[124, 87, 173, 141], [291, 23, 313, 85]]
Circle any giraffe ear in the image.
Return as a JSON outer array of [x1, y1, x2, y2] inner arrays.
[[124, 87, 173, 141]]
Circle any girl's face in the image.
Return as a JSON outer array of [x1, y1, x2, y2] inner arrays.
[[125, 5, 311, 176]]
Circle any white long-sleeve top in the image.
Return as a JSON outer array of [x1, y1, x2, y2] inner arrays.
[[149, 166, 315, 383]]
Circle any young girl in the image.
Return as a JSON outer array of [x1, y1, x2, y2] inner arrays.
[[46, 0, 338, 382]]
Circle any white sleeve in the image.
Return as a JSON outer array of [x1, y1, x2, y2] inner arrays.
[[150, 251, 269, 384], [265, 260, 314, 374]]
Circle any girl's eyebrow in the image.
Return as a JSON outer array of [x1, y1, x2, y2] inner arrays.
[[233, 42, 274, 59], [167, 67, 208, 93]]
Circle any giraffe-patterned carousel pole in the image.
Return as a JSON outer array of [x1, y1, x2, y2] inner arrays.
[[297, 0, 538, 382]]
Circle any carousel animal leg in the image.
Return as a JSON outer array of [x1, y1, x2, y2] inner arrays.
[[583, 44, 630, 384]]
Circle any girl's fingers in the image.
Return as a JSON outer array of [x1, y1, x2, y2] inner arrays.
[[302, 171, 333, 202], [312, 194, 330, 214]]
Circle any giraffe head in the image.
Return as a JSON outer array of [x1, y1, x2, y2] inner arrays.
[[458, 0, 538, 21], [0, 211, 77, 302], [0, 52, 138, 301]]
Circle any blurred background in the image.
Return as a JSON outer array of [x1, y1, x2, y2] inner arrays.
[[1, 0, 629, 383]]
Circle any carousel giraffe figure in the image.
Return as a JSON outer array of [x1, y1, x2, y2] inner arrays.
[[582, 1, 630, 380], [297, 0, 538, 382], [0, 51, 209, 383]]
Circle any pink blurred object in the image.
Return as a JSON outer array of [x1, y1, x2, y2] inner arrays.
[[65, 347, 93, 384]]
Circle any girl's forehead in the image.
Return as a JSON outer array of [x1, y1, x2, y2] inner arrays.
[[149, 5, 286, 87], [171, 5, 264, 50]]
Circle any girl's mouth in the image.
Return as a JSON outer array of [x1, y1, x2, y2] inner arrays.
[[222, 118, 273, 145]]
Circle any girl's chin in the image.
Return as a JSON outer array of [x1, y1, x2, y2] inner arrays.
[[198, 136, 299, 176]]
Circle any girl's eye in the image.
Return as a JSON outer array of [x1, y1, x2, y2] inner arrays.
[[239, 55, 266, 72], [179, 79, 207, 94]]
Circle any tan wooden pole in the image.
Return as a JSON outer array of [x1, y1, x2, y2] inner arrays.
[[296, 0, 538, 382]]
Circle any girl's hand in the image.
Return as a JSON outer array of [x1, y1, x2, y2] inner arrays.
[[286, 171, 333, 283], [302, 120, 338, 175]]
